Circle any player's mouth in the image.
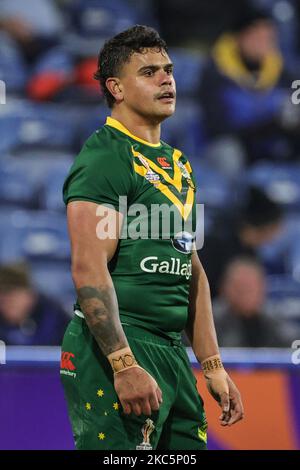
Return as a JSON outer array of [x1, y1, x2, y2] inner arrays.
[[157, 91, 175, 103]]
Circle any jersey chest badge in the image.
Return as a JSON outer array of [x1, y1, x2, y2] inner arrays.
[[137, 155, 160, 186], [132, 147, 195, 221], [156, 156, 172, 170], [176, 160, 195, 191]]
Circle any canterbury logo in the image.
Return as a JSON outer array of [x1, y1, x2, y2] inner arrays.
[[61, 352, 76, 371], [157, 157, 171, 168]]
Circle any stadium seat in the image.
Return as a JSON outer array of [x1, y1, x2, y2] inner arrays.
[[0, 32, 27, 93], [0, 209, 70, 264], [61, 0, 157, 57], [267, 273, 300, 300], [32, 47, 73, 76], [66, 0, 139, 37], [30, 261, 75, 311], [169, 48, 204, 97], [77, 105, 108, 145], [0, 154, 73, 209], [27, 47, 74, 101], [244, 162, 300, 210], [161, 100, 205, 158], [259, 215, 300, 275], [0, 157, 41, 208], [188, 161, 232, 210], [41, 158, 73, 211], [0, 100, 78, 154], [266, 274, 300, 324]]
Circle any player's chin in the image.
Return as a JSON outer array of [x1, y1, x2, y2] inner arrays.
[[157, 103, 176, 118]]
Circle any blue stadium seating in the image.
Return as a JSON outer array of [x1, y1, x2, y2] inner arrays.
[[0, 32, 28, 93], [169, 48, 204, 97], [188, 161, 233, 210], [259, 214, 300, 275], [32, 46, 74, 76], [41, 158, 73, 211], [30, 261, 75, 311], [266, 274, 300, 325], [0, 101, 78, 154], [0, 209, 70, 264], [267, 274, 300, 300], [0, 154, 73, 209], [161, 99, 205, 158], [77, 105, 108, 146], [61, 0, 157, 57], [66, 0, 139, 37], [244, 162, 300, 210], [0, 157, 41, 208]]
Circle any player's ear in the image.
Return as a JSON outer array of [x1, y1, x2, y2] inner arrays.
[[106, 78, 123, 103]]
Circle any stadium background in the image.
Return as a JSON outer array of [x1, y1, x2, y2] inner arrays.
[[0, 0, 299, 450]]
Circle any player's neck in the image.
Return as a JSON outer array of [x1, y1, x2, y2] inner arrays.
[[110, 110, 161, 145]]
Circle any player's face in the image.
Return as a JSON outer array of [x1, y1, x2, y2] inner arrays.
[[118, 48, 176, 122]]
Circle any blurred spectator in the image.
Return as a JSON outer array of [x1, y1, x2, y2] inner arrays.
[[199, 186, 283, 297], [0, 263, 70, 346], [0, 0, 64, 64], [199, 4, 300, 167], [214, 257, 295, 347]]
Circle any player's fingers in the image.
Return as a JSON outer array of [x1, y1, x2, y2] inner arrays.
[[228, 409, 244, 426], [132, 401, 142, 416], [219, 412, 229, 426], [220, 392, 230, 414], [121, 400, 132, 415], [149, 393, 160, 412], [156, 387, 163, 404], [141, 399, 152, 416], [228, 398, 244, 426], [219, 392, 231, 426]]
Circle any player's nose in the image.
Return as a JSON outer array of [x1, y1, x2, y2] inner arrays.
[[161, 75, 172, 86], [158, 69, 173, 87]]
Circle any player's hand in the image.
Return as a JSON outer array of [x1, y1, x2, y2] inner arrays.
[[206, 371, 244, 426], [219, 374, 244, 426], [114, 366, 163, 416]]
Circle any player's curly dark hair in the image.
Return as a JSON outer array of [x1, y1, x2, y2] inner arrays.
[[94, 25, 168, 108]]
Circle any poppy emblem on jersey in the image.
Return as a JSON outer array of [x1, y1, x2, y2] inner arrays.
[[61, 351, 76, 371], [137, 154, 160, 186], [136, 419, 155, 450], [157, 157, 171, 169], [176, 160, 195, 190]]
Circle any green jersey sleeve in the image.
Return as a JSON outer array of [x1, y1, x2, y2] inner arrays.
[[63, 130, 136, 213]]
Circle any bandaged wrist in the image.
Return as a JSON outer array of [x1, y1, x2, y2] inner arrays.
[[107, 347, 139, 374], [201, 354, 224, 375]]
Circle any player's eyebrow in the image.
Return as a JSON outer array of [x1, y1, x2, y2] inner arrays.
[[137, 63, 174, 74]]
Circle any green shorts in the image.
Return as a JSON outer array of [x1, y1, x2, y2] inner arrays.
[[60, 314, 207, 450]]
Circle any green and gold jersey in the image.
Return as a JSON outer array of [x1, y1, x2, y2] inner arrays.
[[63, 117, 197, 339]]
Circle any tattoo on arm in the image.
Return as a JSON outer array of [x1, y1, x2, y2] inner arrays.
[[77, 285, 128, 356]]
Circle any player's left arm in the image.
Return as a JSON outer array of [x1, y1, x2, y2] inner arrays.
[[185, 251, 244, 426]]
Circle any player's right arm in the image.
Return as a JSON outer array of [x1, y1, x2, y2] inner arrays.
[[67, 200, 162, 416]]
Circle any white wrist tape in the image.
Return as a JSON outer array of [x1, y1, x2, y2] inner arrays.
[[107, 347, 139, 374]]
